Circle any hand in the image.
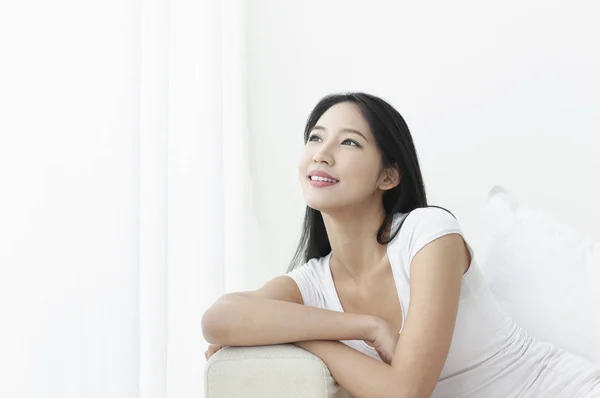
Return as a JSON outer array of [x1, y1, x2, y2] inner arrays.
[[204, 343, 226, 361], [364, 317, 399, 365]]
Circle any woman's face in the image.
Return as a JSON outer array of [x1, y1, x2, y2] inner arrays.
[[298, 101, 393, 212]]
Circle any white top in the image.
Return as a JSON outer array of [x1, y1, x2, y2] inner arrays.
[[286, 207, 600, 397]]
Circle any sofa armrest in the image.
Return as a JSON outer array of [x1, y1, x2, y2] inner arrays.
[[204, 344, 351, 398]]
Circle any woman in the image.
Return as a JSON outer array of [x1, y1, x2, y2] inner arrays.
[[202, 93, 600, 397]]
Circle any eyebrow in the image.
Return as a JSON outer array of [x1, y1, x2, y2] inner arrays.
[[312, 125, 369, 143]]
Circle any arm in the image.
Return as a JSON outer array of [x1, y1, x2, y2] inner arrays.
[[296, 233, 470, 398], [295, 340, 405, 398], [201, 275, 379, 346]]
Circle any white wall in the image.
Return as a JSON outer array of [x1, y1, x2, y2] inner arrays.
[[244, 0, 600, 289], [0, 2, 140, 396]]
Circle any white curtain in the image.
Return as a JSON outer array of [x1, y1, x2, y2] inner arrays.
[[0, 0, 247, 397]]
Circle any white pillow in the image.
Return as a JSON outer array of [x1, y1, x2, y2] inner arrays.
[[479, 186, 600, 362]]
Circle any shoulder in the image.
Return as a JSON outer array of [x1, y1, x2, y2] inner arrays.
[[286, 255, 329, 280], [284, 255, 331, 308], [391, 207, 465, 273], [399, 206, 460, 233], [285, 255, 329, 290]]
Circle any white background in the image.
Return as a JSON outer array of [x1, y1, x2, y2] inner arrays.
[[0, 1, 598, 397], [244, 0, 600, 290], [0, 0, 247, 397]]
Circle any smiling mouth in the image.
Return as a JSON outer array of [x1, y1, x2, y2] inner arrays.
[[309, 175, 339, 183]]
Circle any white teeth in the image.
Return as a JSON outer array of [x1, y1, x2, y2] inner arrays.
[[310, 176, 337, 183]]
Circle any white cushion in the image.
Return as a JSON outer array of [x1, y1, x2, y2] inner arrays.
[[204, 344, 351, 398], [479, 186, 600, 362]]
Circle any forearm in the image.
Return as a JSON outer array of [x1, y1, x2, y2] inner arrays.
[[201, 294, 377, 346], [295, 340, 419, 398]]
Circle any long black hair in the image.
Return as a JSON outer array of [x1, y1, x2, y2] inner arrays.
[[287, 92, 448, 272]]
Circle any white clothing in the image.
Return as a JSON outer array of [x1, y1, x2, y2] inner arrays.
[[286, 207, 600, 397]]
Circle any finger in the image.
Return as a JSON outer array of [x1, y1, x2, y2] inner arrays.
[[206, 350, 216, 361], [206, 345, 218, 360], [205, 345, 223, 361]]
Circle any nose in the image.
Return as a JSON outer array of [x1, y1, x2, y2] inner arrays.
[[312, 142, 335, 166]]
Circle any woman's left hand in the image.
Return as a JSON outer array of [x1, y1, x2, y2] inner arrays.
[[205, 343, 226, 361], [364, 317, 399, 364]]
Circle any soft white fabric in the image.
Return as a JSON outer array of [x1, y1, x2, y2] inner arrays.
[[479, 186, 600, 362], [286, 207, 600, 397], [204, 344, 351, 398]]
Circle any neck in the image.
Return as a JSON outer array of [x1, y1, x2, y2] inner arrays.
[[321, 202, 392, 280]]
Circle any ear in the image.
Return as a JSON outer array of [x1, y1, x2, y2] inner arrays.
[[379, 165, 401, 191]]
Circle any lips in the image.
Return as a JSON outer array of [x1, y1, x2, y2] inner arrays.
[[307, 170, 339, 187], [307, 170, 339, 182]]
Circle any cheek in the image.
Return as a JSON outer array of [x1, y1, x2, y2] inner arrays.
[[343, 161, 382, 193], [297, 151, 311, 178], [347, 158, 378, 180]]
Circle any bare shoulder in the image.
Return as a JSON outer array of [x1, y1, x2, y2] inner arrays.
[[227, 275, 304, 304]]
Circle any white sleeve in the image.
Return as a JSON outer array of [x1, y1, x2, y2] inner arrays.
[[285, 259, 327, 308], [400, 207, 465, 276]]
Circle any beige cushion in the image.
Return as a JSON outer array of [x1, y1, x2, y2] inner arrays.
[[204, 344, 351, 398]]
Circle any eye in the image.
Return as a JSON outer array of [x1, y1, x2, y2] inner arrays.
[[307, 134, 321, 142], [342, 139, 360, 147]]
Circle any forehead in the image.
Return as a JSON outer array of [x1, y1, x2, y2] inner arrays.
[[316, 102, 372, 135]]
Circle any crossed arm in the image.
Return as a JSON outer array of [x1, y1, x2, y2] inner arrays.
[[203, 233, 470, 398], [294, 234, 469, 398]]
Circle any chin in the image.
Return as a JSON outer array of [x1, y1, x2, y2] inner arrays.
[[304, 198, 335, 213], [304, 195, 350, 213], [301, 184, 355, 212]]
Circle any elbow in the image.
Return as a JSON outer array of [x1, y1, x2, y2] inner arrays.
[[401, 392, 429, 398], [387, 376, 433, 398], [201, 294, 239, 343], [386, 389, 426, 398], [201, 307, 220, 343], [395, 385, 434, 398]]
